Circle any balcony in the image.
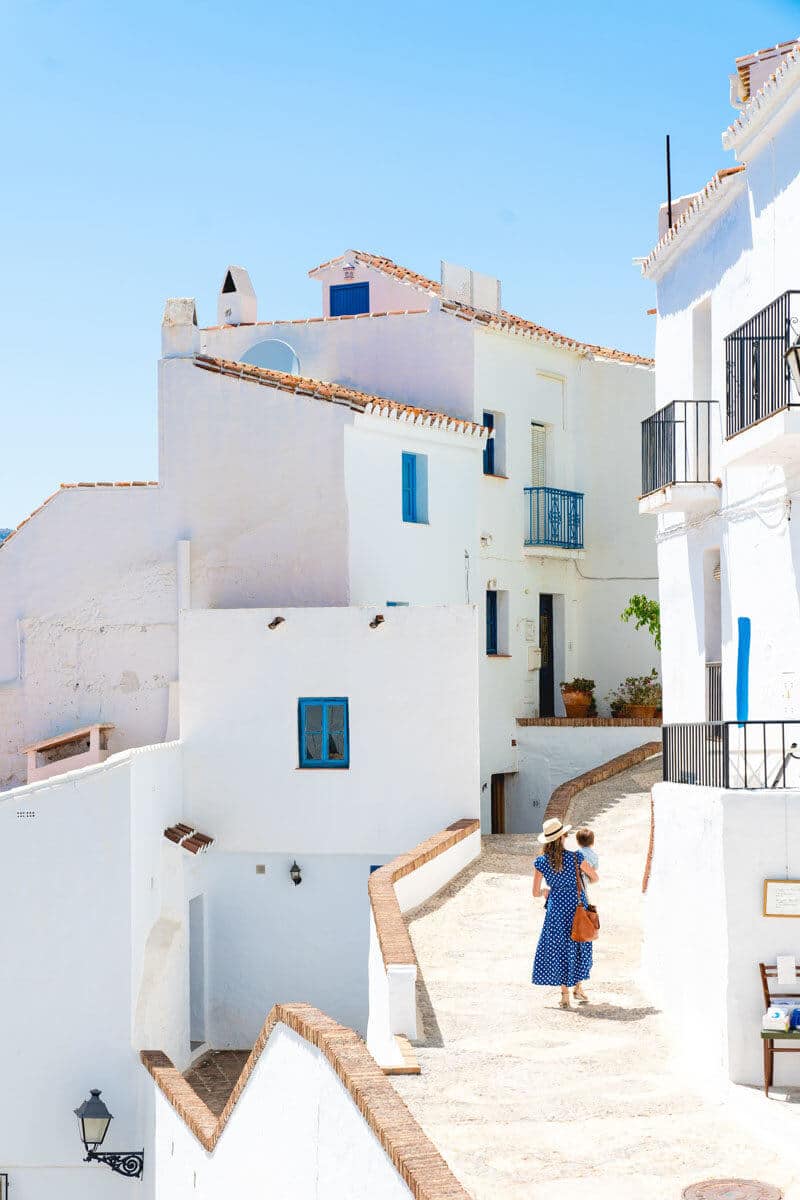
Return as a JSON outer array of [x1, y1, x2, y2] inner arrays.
[[524, 486, 584, 558], [724, 290, 800, 465], [639, 400, 720, 516], [662, 721, 800, 789]]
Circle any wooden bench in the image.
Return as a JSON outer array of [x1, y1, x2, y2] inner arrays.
[[759, 961, 800, 1095], [24, 723, 115, 784]]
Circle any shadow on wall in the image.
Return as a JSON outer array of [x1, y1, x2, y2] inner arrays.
[[750, 105, 800, 218]]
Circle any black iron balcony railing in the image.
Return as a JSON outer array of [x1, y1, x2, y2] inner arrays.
[[641, 400, 717, 497], [725, 290, 800, 437], [705, 662, 722, 723], [663, 721, 800, 789], [524, 486, 584, 550]]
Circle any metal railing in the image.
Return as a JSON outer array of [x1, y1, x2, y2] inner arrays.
[[641, 400, 717, 496], [524, 486, 584, 550], [663, 721, 800, 789], [705, 662, 722, 723], [725, 290, 800, 437]]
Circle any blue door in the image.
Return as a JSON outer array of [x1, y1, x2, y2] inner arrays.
[[330, 282, 369, 316]]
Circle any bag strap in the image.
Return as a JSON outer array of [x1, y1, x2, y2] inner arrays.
[[574, 854, 586, 904]]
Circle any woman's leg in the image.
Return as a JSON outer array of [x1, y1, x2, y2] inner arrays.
[[559, 986, 571, 1008], [573, 982, 589, 1002]]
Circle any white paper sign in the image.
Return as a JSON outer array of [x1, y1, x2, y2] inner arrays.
[[764, 880, 800, 918]]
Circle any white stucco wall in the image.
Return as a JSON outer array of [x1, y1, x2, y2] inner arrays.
[[0, 743, 182, 1196], [510, 726, 660, 834], [645, 782, 800, 1088], [149, 1023, 414, 1200], [178, 605, 480, 855]]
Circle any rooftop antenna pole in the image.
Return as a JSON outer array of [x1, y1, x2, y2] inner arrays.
[[666, 133, 673, 229]]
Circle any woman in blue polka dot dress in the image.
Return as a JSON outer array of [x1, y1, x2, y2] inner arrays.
[[532, 817, 599, 1008]]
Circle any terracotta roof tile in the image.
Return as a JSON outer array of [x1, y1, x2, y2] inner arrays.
[[734, 38, 799, 103], [640, 166, 747, 277], [725, 40, 800, 149], [309, 250, 653, 366], [164, 824, 214, 854], [193, 354, 490, 437]]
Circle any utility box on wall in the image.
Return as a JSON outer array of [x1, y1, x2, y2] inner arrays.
[[527, 646, 542, 672]]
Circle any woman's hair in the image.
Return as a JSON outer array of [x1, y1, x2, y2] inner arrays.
[[544, 836, 565, 873]]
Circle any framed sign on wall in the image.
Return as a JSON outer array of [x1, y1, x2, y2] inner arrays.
[[763, 879, 800, 918]]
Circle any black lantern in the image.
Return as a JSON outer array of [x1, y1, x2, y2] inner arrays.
[[290, 860, 302, 886], [74, 1089, 144, 1180], [786, 339, 800, 396], [75, 1089, 112, 1150]]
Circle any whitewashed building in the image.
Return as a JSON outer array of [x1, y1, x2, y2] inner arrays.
[[0, 251, 656, 834], [0, 246, 654, 1195], [639, 38, 800, 1089]]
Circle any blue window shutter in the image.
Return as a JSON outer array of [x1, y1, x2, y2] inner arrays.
[[402, 452, 417, 522], [330, 282, 369, 317], [298, 698, 349, 768], [736, 617, 751, 723], [486, 591, 498, 655], [483, 411, 495, 475]]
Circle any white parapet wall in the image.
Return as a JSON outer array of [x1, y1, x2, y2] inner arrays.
[[143, 1004, 472, 1200], [367, 822, 481, 1067], [645, 781, 800, 1088], [511, 723, 662, 834]]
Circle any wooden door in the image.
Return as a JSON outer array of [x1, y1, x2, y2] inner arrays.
[[491, 773, 506, 834], [539, 594, 555, 717]]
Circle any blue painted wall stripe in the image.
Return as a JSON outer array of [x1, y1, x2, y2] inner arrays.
[[736, 616, 751, 723]]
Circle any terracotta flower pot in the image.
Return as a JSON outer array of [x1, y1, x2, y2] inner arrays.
[[624, 703, 659, 719], [562, 690, 592, 718]]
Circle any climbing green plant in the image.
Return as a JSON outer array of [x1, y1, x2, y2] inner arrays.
[[620, 594, 661, 652]]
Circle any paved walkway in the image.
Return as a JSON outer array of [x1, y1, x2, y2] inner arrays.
[[393, 756, 800, 1200]]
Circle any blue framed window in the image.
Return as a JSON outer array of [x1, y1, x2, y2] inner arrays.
[[298, 698, 349, 768], [402, 452, 428, 523], [483, 411, 495, 475], [486, 590, 498, 655], [330, 282, 369, 317]]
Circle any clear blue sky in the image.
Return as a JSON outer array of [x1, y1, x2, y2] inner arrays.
[[2, 0, 797, 527]]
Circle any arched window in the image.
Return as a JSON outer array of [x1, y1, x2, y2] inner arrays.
[[240, 339, 300, 375]]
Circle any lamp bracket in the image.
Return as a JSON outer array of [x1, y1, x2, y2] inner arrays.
[[86, 1149, 145, 1179]]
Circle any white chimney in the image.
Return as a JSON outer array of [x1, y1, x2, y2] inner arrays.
[[441, 261, 502, 315], [161, 297, 199, 358], [217, 266, 257, 326]]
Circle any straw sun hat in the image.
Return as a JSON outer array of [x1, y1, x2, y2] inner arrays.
[[537, 817, 573, 845]]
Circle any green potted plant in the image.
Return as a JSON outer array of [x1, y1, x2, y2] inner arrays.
[[560, 677, 596, 718], [606, 669, 661, 719]]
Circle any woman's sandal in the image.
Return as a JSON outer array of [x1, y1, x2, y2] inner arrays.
[[559, 994, 572, 1009], [573, 986, 589, 1004]]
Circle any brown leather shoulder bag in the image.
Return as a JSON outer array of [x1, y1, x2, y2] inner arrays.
[[570, 855, 600, 942]]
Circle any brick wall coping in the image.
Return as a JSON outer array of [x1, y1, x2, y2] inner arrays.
[[141, 1003, 471, 1200], [368, 818, 480, 969], [545, 742, 662, 824], [517, 717, 662, 727]]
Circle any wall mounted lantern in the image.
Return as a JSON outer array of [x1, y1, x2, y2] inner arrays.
[[786, 339, 800, 394], [290, 861, 302, 886], [268, 617, 285, 630], [369, 614, 385, 629], [74, 1090, 144, 1179]]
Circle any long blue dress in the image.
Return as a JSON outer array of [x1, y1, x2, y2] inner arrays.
[[532, 849, 593, 987]]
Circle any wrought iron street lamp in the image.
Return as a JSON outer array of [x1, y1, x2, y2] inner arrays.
[[290, 860, 302, 886], [74, 1090, 144, 1180], [786, 338, 800, 395]]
